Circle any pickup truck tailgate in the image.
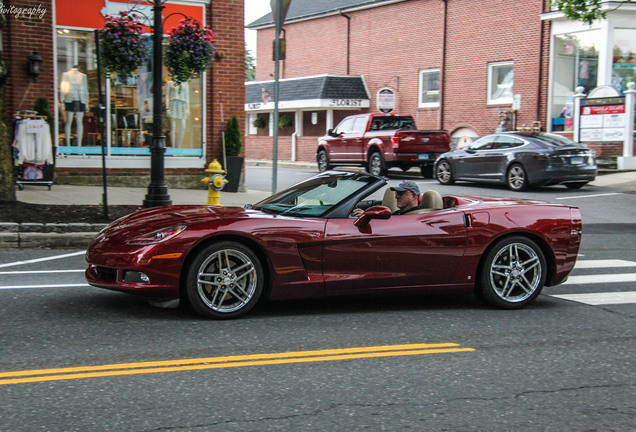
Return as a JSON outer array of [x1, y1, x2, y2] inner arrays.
[[394, 130, 450, 153]]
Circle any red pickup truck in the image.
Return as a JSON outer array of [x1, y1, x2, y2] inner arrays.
[[317, 113, 450, 177]]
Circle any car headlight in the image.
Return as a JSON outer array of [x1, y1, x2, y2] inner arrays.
[[128, 225, 187, 245]]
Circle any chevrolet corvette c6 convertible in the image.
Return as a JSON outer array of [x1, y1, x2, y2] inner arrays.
[[85, 171, 582, 319]]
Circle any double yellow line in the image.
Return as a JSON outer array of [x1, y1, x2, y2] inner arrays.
[[0, 343, 474, 386]]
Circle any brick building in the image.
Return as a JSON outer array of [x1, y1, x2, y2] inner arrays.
[[245, 0, 636, 164], [3, 0, 245, 187]]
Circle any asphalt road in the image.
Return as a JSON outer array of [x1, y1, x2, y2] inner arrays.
[[0, 170, 635, 431]]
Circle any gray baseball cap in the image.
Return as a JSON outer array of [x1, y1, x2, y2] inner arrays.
[[390, 180, 420, 195]]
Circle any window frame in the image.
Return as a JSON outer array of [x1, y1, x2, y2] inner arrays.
[[418, 68, 441, 108], [487, 61, 514, 105]]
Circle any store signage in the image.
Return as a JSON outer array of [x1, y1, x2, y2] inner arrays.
[[377, 88, 395, 113], [329, 99, 363, 107], [580, 98, 626, 142]]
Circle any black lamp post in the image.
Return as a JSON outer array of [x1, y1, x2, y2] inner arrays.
[[143, 0, 172, 207], [27, 50, 43, 82]]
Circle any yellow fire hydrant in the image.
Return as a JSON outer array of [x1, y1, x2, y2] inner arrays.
[[201, 159, 228, 205]]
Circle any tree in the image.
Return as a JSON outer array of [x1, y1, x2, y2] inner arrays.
[[224, 114, 243, 156], [0, 87, 15, 201], [245, 43, 255, 81], [552, 0, 632, 24]]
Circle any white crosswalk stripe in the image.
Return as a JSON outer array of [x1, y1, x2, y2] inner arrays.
[[550, 259, 636, 305]]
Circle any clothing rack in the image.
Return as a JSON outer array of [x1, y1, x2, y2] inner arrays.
[[12, 113, 55, 190]]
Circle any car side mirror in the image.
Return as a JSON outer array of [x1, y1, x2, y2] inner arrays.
[[328, 129, 340, 137], [354, 206, 392, 229], [465, 148, 476, 154]]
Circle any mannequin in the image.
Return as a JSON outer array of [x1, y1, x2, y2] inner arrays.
[[166, 80, 189, 148], [59, 66, 89, 146]]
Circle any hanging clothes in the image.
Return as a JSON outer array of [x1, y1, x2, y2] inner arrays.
[[13, 118, 53, 165]]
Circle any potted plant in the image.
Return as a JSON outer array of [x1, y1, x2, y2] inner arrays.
[[252, 116, 267, 129], [223, 114, 243, 192]]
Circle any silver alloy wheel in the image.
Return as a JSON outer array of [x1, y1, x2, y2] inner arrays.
[[317, 150, 329, 172], [196, 248, 258, 313], [368, 152, 384, 176], [436, 160, 453, 184], [488, 242, 542, 304], [507, 164, 527, 191]]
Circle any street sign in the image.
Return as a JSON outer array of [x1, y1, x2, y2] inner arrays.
[[512, 94, 521, 111]]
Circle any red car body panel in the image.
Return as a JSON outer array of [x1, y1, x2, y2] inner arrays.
[[86, 194, 581, 303]]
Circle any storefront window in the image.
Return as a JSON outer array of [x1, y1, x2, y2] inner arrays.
[[551, 30, 599, 131], [56, 28, 203, 156], [612, 28, 636, 94]]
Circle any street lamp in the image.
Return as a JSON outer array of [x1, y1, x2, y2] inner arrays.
[[143, 0, 172, 207]]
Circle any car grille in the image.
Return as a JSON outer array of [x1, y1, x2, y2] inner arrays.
[[96, 266, 117, 281]]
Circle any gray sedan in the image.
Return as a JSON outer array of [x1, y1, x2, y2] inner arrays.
[[434, 132, 597, 191]]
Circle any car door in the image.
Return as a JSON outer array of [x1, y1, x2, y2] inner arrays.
[[327, 117, 355, 161], [348, 116, 368, 161], [322, 210, 467, 292], [455, 136, 497, 179]]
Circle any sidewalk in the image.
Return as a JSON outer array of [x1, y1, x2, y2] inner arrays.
[[3, 169, 636, 249]]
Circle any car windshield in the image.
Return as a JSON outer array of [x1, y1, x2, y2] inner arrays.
[[253, 172, 378, 217]]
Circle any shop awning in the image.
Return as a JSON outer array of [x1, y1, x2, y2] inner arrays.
[[245, 74, 370, 111]]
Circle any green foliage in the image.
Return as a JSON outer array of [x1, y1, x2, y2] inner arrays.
[[245, 44, 255, 81], [551, 0, 632, 24], [278, 114, 293, 129], [224, 114, 243, 156], [252, 116, 267, 129], [34, 97, 54, 137], [165, 18, 216, 85]]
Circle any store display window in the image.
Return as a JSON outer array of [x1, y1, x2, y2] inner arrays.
[[550, 30, 599, 132], [56, 29, 203, 157], [612, 28, 636, 95]]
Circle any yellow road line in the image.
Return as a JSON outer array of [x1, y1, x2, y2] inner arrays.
[[0, 343, 475, 386]]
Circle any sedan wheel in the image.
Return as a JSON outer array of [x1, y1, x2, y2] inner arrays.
[[477, 236, 546, 309], [507, 163, 528, 191], [317, 150, 331, 172], [367, 152, 386, 176], [436, 159, 454, 185], [185, 241, 264, 319]]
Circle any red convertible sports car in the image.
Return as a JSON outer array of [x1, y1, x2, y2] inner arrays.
[[86, 171, 582, 319]]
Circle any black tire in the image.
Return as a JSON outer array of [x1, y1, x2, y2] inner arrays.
[[317, 149, 331, 172], [435, 159, 454, 185], [185, 241, 264, 319], [367, 152, 386, 176], [476, 236, 546, 309], [507, 163, 528, 191], [565, 182, 588, 190], [420, 165, 434, 179]]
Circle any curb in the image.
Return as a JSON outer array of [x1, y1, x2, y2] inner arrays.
[[0, 223, 107, 249]]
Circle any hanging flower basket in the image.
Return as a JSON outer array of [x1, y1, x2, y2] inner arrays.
[[98, 12, 149, 81], [165, 17, 216, 85]]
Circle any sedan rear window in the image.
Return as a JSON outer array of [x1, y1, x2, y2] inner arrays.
[[527, 133, 579, 148]]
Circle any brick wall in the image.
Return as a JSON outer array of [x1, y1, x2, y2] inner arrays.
[[209, 0, 246, 165], [4, 0, 55, 116]]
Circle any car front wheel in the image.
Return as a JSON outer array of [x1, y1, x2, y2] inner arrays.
[[507, 163, 528, 191], [436, 159, 454, 185], [185, 241, 264, 319], [476, 236, 546, 309]]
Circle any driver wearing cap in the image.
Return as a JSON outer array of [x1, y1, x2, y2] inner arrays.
[[389, 180, 422, 215], [351, 180, 422, 217]]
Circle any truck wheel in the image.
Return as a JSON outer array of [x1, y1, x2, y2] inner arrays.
[[317, 150, 331, 172], [420, 165, 434, 178], [367, 152, 386, 176]]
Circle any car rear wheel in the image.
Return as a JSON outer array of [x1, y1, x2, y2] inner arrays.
[[476, 236, 546, 309], [185, 241, 264, 319], [507, 163, 528, 191], [317, 150, 331, 172], [436, 159, 454, 185], [367, 152, 386, 176]]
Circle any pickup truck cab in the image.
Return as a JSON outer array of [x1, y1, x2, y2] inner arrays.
[[317, 113, 450, 177]]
